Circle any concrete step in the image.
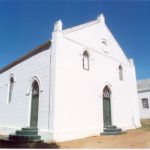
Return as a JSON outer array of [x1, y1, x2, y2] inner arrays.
[[16, 130, 38, 136], [101, 131, 126, 135], [0, 137, 43, 144], [104, 128, 122, 132], [105, 125, 116, 129], [9, 134, 41, 141], [22, 127, 38, 132], [101, 125, 126, 136]]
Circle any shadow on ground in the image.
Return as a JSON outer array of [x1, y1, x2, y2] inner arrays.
[[141, 119, 150, 128], [0, 141, 59, 149]]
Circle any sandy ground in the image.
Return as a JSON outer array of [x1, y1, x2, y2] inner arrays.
[[1, 120, 150, 148], [58, 127, 150, 148]]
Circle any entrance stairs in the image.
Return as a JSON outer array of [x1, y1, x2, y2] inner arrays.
[[101, 125, 126, 135], [0, 127, 43, 144]]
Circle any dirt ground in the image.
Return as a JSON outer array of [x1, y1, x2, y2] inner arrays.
[[57, 120, 150, 149], [1, 120, 150, 148], [58, 128, 150, 148]]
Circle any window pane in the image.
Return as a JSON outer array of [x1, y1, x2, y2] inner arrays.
[[119, 65, 123, 81], [142, 98, 149, 109], [83, 51, 89, 70], [8, 77, 14, 103]]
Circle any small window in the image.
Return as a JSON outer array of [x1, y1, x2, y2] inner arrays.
[[83, 51, 89, 70], [8, 77, 14, 103], [101, 39, 109, 53], [142, 98, 149, 109], [101, 39, 108, 47], [119, 65, 123, 81]]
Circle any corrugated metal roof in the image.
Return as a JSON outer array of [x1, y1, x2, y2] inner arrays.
[[0, 40, 51, 74], [137, 78, 150, 92]]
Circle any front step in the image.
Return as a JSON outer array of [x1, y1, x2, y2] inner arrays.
[[9, 134, 41, 141], [0, 127, 43, 144], [101, 125, 125, 135], [101, 131, 126, 135], [22, 127, 38, 131], [16, 130, 38, 136], [105, 125, 116, 129], [104, 128, 122, 132]]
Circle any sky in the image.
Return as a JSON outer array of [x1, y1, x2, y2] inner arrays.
[[0, 0, 149, 80]]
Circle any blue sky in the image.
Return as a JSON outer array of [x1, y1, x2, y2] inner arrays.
[[0, 1, 149, 80]]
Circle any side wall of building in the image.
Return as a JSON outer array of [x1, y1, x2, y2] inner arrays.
[[0, 48, 53, 141], [138, 91, 150, 119], [52, 19, 141, 142]]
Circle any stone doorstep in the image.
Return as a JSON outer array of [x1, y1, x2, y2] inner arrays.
[[104, 128, 122, 132], [0, 137, 43, 144], [101, 125, 126, 135], [0, 127, 43, 145], [101, 131, 126, 135], [16, 130, 38, 136], [9, 134, 41, 141]]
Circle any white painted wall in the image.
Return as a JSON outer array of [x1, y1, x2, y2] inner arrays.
[[0, 14, 141, 142], [51, 16, 141, 142], [138, 91, 150, 119], [0, 48, 53, 141]]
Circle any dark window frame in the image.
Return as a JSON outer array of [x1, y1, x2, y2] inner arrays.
[[83, 51, 89, 71], [142, 98, 149, 109], [8, 76, 14, 103], [119, 65, 123, 81]]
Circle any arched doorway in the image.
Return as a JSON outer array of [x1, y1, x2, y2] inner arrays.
[[30, 80, 39, 128], [103, 86, 112, 127]]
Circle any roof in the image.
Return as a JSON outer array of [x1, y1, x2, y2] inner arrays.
[[0, 40, 51, 74], [137, 78, 150, 92]]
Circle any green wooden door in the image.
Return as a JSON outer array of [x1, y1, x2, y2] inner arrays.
[[103, 86, 111, 127], [30, 81, 39, 128], [103, 98, 111, 127]]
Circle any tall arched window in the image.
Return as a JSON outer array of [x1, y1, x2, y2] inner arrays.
[[119, 65, 123, 81], [83, 51, 89, 70], [8, 76, 14, 103]]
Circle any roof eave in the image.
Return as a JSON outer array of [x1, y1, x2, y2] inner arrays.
[[0, 40, 51, 74]]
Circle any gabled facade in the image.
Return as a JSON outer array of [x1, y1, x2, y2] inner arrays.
[[0, 14, 141, 142]]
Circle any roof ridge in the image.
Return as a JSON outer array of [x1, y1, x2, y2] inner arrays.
[[138, 78, 150, 82]]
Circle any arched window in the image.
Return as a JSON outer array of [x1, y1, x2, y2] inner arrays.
[[8, 76, 14, 103], [103, 86, 111, 99], [83, 51, 89, 70], [32, 80, 39, 97], [119, 65, 123, 81]]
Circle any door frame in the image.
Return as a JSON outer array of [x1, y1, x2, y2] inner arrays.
[[27, 76, 41, 127], [103, 86, 112, 128], [30, 80, 39, 128]]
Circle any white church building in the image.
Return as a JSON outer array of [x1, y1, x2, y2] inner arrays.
[[0, 14, 141, 142]]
